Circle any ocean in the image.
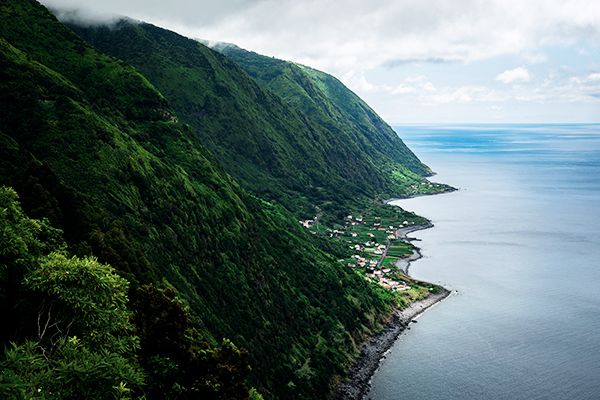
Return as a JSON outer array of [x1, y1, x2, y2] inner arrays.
[[366, 124, 600, 400]]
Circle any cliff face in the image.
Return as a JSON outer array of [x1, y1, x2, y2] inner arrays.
[[212, 42, 431, 177], [0, 1, 398, 398], [67, 20, 437, 221]]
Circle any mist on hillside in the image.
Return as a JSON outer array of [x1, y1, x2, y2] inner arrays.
[[42, 2, 132, 28]]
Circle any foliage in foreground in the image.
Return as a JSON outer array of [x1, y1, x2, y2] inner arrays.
[[0, 186, 258, 399]]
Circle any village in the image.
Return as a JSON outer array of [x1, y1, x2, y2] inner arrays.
[[300, 202, 440, 301]]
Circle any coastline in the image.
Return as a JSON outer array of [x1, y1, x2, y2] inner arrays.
[[334, 288, 451, 400], [395, 220, 434, 237], [334, 221, 450, 400], [384, 186, 458, 204], [393, 221, 432, 275]]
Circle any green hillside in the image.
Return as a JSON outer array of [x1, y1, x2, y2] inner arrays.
[[66, 20, 448, 221], [212, 42, 430, 177], [0, 1, 402, 399]]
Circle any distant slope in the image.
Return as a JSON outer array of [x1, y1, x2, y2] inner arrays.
[[212, 42, 431, 176], [66, 20, 443, 220], [0, 1, 397, 398]]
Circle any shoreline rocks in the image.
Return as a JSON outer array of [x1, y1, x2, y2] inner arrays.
[[334, 288, 451, 400], [334, 214, 451, 399], [393, 221, 431, 275]]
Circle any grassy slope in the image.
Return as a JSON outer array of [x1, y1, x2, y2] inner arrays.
[[213, 43, 431, 177], [67, 20, 438, 220], [0, 1, 398, 398]]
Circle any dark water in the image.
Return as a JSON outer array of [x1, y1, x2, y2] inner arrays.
[[367, 124, 600, 400]]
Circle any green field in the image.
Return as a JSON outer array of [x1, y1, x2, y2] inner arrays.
[[307, 201, 428, 299]]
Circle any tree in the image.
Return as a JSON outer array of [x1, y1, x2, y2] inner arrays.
[[131, 285, 257, 399], [0, 187, 145, 398], [1, 187, 260, 399], [187, 339, 252, 400], [0, 186, 63, 346], [0, 337, 145, 400], [23, 252, 139, 354], [132, 284, 190, 362]]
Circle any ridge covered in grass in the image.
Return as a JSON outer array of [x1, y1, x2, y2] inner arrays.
[[67, 20, 450, 221]]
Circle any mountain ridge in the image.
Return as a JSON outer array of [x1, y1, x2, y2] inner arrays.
[[211, 41, 430, 176], [67, 19, 449, 223]]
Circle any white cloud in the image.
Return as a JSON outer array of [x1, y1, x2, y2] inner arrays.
[[578, 48, 591, 56], [44, 4, 126, 27], [40, 0, 600, 77], [586, 64, 600, 73], [391, 84, 416, 94], [509, 69, 600, 103], [354, 65, 600, 108], [520, 53, 548, 64], [560, 65, 578, 75], [404, 75, 428, 83], [496, 67, 531, 84], [40, 0, 600, 122], [421, 82, 437, 92], [342, 70, 377, 93], [419, 85, 503, 105], [355, 74, 504, 105]]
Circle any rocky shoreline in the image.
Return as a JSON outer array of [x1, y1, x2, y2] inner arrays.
[[392, 221, 432, 274], [334, 221, 450, 400], [333, 288, 451, 400]]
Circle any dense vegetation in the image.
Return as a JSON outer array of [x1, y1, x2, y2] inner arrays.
[[211, 42, 430, 177], [0, 1, 424, 398], [65, 19, 449, 221], [0, 187, 257, 399]]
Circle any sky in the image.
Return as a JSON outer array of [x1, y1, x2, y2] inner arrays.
[[40, 0, 600, 124]]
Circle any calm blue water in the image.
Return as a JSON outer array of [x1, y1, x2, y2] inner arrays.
[[367, 124, 600, 400]]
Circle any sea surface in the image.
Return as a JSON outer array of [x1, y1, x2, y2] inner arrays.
[[367, 124, 600, 400]]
